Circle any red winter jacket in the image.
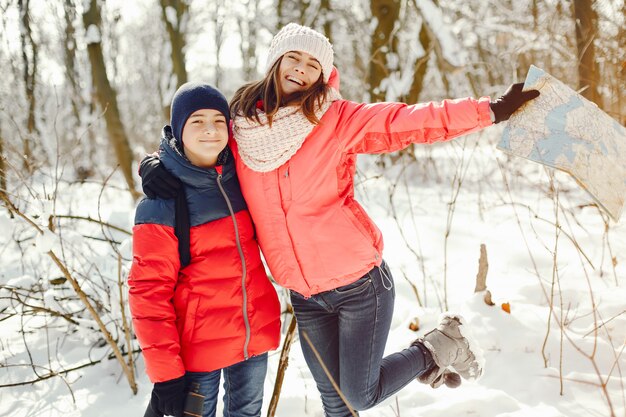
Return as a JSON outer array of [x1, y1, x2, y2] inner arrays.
[[128, 130, 281, 383], [232, 68, 493, 297]]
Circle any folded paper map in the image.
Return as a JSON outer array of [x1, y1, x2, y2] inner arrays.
[[498, 65, 626, 221]]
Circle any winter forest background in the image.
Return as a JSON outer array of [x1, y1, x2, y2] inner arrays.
[[0, 0, 625, 416]]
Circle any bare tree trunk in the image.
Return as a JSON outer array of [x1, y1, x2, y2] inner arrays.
[[238, 0, 258, 81], [298, 0, 312, 25], [573, 0, 602, 107], [410, 0, 458, 97], [404, 23, 430, 104], [212, 0, 225, 88], [277, 0, 285, 30], [368, 0, 400, 102], [246, 0, 258, 79], [63, 0, 83, 128], [512, 0, 538, 83], [159, 0, 188, 119], [82, 0, 139, 199], [320, 0, 333, 42], [159, 0, 188, 89], [615, 2, 625, 124], [18, 0, 38, 172], [308, 0, 333, 41], [0, 128, 6, 198], [276, 0, 310, 30], [64, 0, 96, 179]]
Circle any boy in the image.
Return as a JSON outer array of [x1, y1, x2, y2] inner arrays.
[[128, 83, 281, 417]]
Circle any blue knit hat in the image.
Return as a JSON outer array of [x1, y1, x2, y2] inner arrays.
[[170, 82, 230, 144]]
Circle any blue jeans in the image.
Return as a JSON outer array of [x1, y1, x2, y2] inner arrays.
[[185, 353, 268, 417], [290, 261, 434, 417]]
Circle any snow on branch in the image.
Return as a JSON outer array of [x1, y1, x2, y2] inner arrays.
[[413, 0, 467, 68]]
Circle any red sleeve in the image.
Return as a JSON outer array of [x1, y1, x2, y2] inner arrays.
[[128, 223, 185, 382], [333, 97, 493, 154]]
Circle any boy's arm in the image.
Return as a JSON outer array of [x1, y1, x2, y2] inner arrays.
[[333, 97, 493, 155], [128, 223, 184, 383]]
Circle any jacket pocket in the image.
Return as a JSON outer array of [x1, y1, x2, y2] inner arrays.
[[181, 293, 200, 346], [342, 203, 378, 243], [333, 274, 372, 295]]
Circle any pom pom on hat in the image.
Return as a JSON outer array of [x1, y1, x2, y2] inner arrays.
[[265, 23, 334, 83], [170, 82, 230, 143]]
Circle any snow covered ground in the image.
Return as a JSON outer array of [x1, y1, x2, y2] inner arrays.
[[1, 128, 624, 417]]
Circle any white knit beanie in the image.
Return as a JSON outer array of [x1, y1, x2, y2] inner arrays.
[[265, 23, 334, 83]]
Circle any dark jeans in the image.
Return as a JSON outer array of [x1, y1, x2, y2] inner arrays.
[[185, 353, 268, 417], [290, 261, 433, 417]]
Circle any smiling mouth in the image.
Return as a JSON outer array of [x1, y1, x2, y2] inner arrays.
[[286, 75, 305, 86]]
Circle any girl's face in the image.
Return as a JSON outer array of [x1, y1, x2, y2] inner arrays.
[[181, 109, 229, 168], [278, 51, 322, 100]]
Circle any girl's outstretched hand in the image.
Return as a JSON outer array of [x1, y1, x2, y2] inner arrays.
[[489, 83, 540, 123], [140, 155, 182, 199]]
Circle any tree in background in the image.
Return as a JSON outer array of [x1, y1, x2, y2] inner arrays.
[[159, 0, 188, 90], [592, 0, 624, 123], [82, 0, 139, 199], [159, 0, 189, 120], [368, 0, 400, 102], [17, 0, 38, 173], [573, 0, 602, 108], [0, 126, 6, 201], [62, 0, 84, 127], [61, 0, 101, 179], [319, 0, 333, 41], [211, 0, 226, 88], [237, 0, 260, 81], [403, 2, 431, 104], [612, 1, 624, 123], [0, 0, 622, 191]]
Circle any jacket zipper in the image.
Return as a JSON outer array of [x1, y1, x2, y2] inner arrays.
[[217, 173, 251, 360]]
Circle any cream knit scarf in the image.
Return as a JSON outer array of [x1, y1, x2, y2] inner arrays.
[[233, 89, 341, 172]]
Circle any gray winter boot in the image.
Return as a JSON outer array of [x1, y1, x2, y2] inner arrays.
[[417, 365, 462, 388], [415, 314, 483, 381], [432, 369, 462, 388]]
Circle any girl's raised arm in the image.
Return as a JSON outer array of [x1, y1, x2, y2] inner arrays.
[[333, 82, 538, 155], [334, 96, 492, 155]]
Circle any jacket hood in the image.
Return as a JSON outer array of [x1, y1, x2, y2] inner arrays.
[[159, 125, 234, 188], [327, 66, 340, 91]]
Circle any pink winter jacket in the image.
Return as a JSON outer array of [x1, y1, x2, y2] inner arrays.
[[232, 70, 493, 297]]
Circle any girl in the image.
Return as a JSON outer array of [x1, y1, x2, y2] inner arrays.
[[129, 82, 281, 417], [141, 24, 538, 417]]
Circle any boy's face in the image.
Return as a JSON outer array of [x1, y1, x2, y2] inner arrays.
[[278, 50, 322, 99], [182, 109, 229, 168]]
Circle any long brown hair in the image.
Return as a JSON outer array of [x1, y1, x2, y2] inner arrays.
[[230, 56, 330, 127]]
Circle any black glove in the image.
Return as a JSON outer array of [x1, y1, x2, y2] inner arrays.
[[140, 155, 182, 199], [489, 83, 540, 123], [430, 369, 462, 389], [150, 375, 187, 417]]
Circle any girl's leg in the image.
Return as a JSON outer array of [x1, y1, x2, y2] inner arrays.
[[289, 291, 352, 417], [336, 261, 434, 410], [222, 353, 268, 417], [186, 369, 221, 417]]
